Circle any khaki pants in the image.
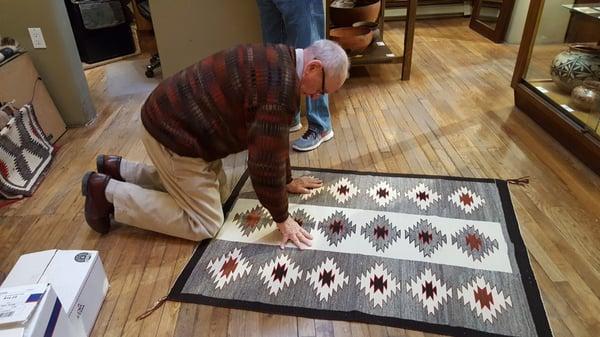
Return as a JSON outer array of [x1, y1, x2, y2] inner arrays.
[[111, 129, 227, 241]]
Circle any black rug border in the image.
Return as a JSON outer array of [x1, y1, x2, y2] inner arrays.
[[169, 168, 553, 337]]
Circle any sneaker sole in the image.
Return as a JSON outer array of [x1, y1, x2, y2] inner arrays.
[[289, 122, 302, 133], [292, 131, 334, 152]]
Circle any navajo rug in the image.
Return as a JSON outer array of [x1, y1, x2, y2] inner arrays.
[[0, 104, 53, 199], [169, 168, 552, 337]]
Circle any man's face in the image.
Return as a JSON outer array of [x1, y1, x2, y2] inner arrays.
[[300, 60, 345, 100]]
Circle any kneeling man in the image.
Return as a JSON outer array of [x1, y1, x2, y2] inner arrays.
[[82, 40, 349, 249]]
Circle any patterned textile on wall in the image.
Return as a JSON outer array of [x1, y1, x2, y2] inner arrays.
[[0, 104, 53, 199], [169, 168, 553, 337]]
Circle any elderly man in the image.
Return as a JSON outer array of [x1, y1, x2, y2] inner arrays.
[[82, 40, 349, 249]]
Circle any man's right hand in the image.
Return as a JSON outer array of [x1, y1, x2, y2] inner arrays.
[[276, 216, 313, 250]]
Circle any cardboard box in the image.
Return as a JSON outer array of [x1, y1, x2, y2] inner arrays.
[[0, 284, 80, 337], [1, 251, 109, 337], [0, 53, 66, 143]]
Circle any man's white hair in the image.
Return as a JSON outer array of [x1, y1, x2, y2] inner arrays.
[[306, 39, 350, 83]]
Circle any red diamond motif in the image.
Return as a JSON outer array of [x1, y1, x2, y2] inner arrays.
[[465, 233, 482, 251], [337, 185, 349, 195], [460, 193, 474, 206], [220, 257, 238, 278], [422, 281, 437, 300], [474, 286, 494, 310]]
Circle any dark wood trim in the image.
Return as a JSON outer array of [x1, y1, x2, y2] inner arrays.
[[514, 82, 600, 174], [385, 13, 468, 21], [379, 0, 386, 41], [469, 0, 516, 43], [385, 0, 464, 7], [402, 0, 417, 80], [511, 0, 544, 88]]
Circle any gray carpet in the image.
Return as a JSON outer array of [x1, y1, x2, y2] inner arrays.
[[169, 168, 552, 337]]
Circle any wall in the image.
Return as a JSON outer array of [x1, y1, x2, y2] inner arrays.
[[506, 0, 572, 45], [506, 0, 531, 44], [535, 0, 572, 44], [149, 0, 263, 77], [0, 0, 96, 126]]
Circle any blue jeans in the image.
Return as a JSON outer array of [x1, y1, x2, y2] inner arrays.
[[256, 0, 332, 133]]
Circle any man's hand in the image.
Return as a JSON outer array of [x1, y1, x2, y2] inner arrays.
[[277, 216, 313, 249], [287, 176, 323, 194]]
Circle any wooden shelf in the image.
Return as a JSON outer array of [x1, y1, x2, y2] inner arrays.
[[528, 79, 600, 134], [349, 39, 403, 65], [385, 0, 463, 7], [326, 0, 416, 80]]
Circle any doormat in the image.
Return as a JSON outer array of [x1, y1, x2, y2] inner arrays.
[[168, 168, 552, 337]]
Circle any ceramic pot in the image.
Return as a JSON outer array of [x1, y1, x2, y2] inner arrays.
[[571, 80, 600, 112], [352, 21, 380, 41], [550, 44, 600, 93], [330, 0, 381, 27], [329, 26, 374, 55]]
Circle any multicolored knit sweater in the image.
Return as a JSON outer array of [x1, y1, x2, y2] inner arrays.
[[141, 44, 299, 223]]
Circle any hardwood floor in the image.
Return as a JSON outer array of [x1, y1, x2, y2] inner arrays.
[[1, 18, 599, 337]]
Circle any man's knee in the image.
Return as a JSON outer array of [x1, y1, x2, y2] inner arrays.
[[187, 217, 223, 241]]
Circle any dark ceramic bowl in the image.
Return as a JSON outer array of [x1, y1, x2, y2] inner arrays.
[[330, 26, 374, 55], [330, 0, 381, 27]]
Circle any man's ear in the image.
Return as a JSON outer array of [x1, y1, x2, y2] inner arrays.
[[306, 59, 322, 72]]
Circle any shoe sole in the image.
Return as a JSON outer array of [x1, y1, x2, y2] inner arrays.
[[289, 123, 302, 133], [81, 171, 111, 234], [292, 131, 334, 152], [96, 155, 104, 174], [82, 171, 93, 196]]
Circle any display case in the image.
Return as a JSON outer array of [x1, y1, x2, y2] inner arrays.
[[512, 0, 600, 173]]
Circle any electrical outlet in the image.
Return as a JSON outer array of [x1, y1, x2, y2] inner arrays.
[[28, 28, 47, 49]]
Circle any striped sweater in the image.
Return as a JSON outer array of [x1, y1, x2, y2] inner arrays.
[[141, 44, 299, 223]]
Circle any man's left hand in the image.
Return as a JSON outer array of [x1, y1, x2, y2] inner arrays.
[[287, 176, 323, 194]]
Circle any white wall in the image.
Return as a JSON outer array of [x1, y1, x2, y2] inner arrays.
[[506, 0, 573, 45], [536, 0, 572, 44], [149, 0, 262, 77]]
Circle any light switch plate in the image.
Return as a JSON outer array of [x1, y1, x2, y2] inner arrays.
[[28, 28, 47, 49]]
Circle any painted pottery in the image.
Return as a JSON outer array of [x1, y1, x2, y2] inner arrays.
[[550, 44, 600, 93]]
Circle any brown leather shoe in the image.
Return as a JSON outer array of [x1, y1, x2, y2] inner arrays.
[[96, 155, 124, 181], [82, 172, 114, 234]]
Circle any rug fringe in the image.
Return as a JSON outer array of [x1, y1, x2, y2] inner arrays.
[[507, 176, 530, 186], [136, 296, 168, 321]]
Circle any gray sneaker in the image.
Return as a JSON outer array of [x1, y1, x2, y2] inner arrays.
[[292, 129, 334, 152], [290, 121, 302, 133]]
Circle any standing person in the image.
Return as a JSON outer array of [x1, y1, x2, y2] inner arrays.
[[82, 40, 350, 249], [256, 0, 335, 152]]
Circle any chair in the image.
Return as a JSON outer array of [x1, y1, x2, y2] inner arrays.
[[134, 0, 161, 77]]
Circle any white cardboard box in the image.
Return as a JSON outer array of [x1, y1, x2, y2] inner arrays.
[[0, 284, 79, 337], [1, 251, 109, 337]]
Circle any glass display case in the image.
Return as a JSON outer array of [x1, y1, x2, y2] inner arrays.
[[512, 0, 600, 173]]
